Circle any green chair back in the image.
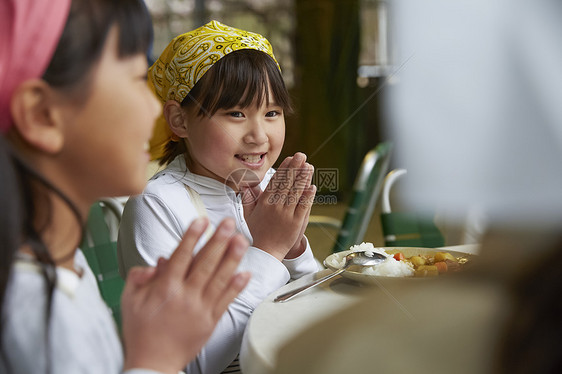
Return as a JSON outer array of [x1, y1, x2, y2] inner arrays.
[[380, 169, 444, 248], [380, 211, 445, 247], [331, 142, 392, 252], [80, 202, 125, 332]]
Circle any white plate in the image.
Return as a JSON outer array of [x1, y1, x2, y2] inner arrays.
[[323, 247, 474, 284]]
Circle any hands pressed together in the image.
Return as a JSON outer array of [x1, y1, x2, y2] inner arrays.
[[119, 152, 315, 373], [121, 217, 250, 374], [242, 152, 316, 261]]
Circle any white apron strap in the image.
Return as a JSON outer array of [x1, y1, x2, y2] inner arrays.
[[184, 184, 214, 241]]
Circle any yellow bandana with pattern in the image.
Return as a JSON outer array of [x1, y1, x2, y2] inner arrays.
[[148, 20, 279, 160]]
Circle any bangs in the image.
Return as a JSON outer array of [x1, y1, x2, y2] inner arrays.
[[184, 49, 292, 116], [44, 0, 153, 89]]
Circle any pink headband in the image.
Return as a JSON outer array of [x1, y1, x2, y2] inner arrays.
[[0, 0, 72, 132]]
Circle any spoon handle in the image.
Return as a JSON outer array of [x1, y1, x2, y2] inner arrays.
[[274, 268, 345, 303]]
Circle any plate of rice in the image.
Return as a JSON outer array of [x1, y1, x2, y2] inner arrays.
[[323, 242, 472, 284]]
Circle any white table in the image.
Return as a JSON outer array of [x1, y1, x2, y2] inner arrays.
[[239, 244, 479, 374]]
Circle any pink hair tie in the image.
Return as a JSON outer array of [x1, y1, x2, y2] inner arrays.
[[0, 0, 72, 132]]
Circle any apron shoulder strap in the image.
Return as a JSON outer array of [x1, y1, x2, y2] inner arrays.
[[184, 184, 214, 241]]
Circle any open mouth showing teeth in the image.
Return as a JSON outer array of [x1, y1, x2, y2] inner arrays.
[[236, 154, 264, 163]]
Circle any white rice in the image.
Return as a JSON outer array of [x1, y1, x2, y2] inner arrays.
[[326, 242, 414, 277]]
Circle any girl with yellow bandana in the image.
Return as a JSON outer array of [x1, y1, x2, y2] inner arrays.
[[117, 21, 320, 374]]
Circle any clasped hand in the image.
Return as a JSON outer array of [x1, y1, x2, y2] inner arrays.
[[242, 152, 316, 261], [121, 217, 250, 374]]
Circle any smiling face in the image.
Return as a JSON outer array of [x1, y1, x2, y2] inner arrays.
[[163, 48, 291, 191], [56, 26, 160, 202], [184, 91, 285, 191]]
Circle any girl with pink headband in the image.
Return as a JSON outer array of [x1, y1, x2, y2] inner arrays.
[[0, 1, 250, 373]]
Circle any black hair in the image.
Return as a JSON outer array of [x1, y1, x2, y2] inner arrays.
[[44, 0, 153, 93], [159, 48, 292, 166], [0, 0, 153, 372], [0, 139, 23, 333]]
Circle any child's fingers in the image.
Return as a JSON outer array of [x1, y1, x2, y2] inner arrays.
[[289, 185, 315, 249], [286, 162, 312, 208], [164, 217, 209, 281], [296, 184, 316, 216], [277, 155, 293, 170], [203, 233, 248, 306], [155, 257, 169, 277], [185, 218, 236, 290], [260, 156, 292, 200], [304, 163, 314, 187], [212, 272, 251, 320], [293, 163, 313, 190], [292, 152, 307, 164], [283, 153, 306, 194], [121, 266, 157, 310], [126, 266, 158, 288], [264, 153, 306, 199]]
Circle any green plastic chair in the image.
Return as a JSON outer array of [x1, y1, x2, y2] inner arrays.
[[80, 199, 126, 332], [380, 169, 444, 248], [308, 142, 392, 253]]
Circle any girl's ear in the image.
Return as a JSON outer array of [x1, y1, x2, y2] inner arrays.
[[10, 79, 65, 154], [164, 100, 189, 138]]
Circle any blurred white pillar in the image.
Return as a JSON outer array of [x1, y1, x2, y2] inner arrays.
[[385, 0, 562, 229]]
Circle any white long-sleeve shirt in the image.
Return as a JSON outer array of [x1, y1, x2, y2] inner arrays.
[[1, 251, 161, 374], [117, 156, 319, 374]]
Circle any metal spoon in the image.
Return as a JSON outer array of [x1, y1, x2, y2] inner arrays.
[[274, 251, 387, 302]]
